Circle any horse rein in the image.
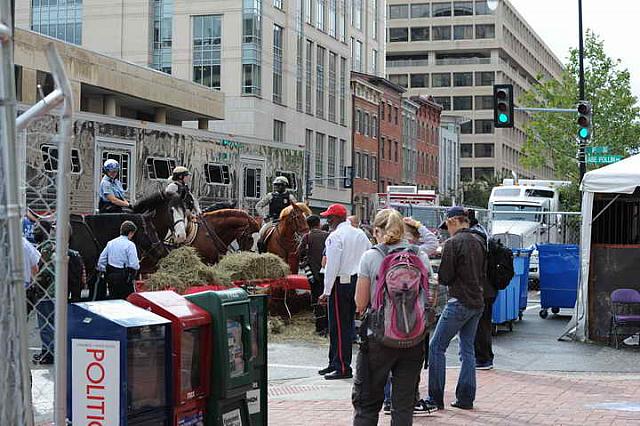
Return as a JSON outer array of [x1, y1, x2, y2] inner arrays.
[[198, 215, 229, 254]]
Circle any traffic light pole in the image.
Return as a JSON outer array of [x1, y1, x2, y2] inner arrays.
[[578, 0, 587, 180], [514, 107, 576, 113]]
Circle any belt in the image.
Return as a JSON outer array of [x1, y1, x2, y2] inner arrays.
[[336, 274, 356, 284], [106, 265, 127, 272]]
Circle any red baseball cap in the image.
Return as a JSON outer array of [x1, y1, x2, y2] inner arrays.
[[320, 204, 348, 217]]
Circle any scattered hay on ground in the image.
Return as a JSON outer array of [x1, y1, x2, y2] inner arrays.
[[268, 311, 328, 345], [214, 252, 290, 282]]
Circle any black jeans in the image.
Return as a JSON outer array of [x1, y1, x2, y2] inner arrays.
[[474, 296, 496, 365], [328, 275, 356, 374], [311, 273, 328, 333], [353, 341, 425, 426]]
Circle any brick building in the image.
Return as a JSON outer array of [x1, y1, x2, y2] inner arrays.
[[351, 73, 383, 221], [412, 95, 442, 190]]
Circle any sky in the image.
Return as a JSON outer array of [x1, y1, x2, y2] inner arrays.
[[509, 0, 640, 101]]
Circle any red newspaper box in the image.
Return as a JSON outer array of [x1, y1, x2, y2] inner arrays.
[[129, 291, 212, 426]]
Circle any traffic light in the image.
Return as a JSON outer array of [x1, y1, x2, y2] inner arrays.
[[493, 84, 514, 128], [343, 166, 353, 189], [577, 101, 592, 141]]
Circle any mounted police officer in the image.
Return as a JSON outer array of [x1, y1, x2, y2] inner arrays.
[[166, 166, 201, 216], [256, 176, 297, 224], [99, 159, 132, 213]]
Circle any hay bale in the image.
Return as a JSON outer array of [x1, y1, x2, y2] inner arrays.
[[146, 246, 231, 292], [213, 252, 289, 282]]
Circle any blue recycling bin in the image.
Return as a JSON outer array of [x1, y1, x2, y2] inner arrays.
[[514, 249, 533, 319], [491, 273, 520, 332], [537, 244, 579, 319]]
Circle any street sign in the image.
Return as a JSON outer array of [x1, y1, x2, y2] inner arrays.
[[586, 155, 622, 164], [585, 146, 608, 155]]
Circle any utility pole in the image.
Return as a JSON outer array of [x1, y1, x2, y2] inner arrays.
[[578, 0, 586, 180]]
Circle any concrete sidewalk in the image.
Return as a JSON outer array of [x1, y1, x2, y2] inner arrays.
[[269, 369, 640, 425]]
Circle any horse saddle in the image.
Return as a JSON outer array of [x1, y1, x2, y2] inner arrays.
[[257, 222, 278, 253], [165, 217, 199, 246]]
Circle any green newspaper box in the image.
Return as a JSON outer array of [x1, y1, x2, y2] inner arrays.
[[185, 288, 254, 426], [247, 294, 268, 426]]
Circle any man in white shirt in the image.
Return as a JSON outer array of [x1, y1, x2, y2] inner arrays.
[[97, 221, 140, 299], [318, 204, 371, 380]]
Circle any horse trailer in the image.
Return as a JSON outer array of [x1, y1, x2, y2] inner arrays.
[[21, 110, 304, 217]]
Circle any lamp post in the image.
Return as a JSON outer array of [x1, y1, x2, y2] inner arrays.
[[578, 0, 587, 181]]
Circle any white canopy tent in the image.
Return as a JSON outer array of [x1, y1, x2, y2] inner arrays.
[[575, 154, 640, 341]]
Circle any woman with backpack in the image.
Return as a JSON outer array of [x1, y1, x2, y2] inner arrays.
[[353, 209, 433, 426]]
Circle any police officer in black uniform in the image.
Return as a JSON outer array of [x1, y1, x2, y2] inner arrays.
[[256, 176, 297, 228]]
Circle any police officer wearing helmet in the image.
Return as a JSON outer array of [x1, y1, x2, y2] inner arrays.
[[99, 159, 132, 213], [255, 175, 297, 224], [97, 220, 140, 299], [166, 166, 201, 215]]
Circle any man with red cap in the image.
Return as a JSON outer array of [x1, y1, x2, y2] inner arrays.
[[318, 203, 371, 380]]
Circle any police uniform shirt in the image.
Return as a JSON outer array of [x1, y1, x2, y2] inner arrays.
[[97, 235, 140, 271], [99, 175, 126, 202], [323, 221, 372, 295]]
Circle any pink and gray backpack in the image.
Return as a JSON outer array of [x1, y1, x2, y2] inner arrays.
[[370, 245, 432, 349]]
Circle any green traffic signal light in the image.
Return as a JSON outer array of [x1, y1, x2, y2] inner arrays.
[[579, 127, 590, 139], [498, 113, 509, 124]]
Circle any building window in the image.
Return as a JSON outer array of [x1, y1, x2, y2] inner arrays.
[[352, 0, 362, 29], [460, 120, 472, 134], [410, 73, 428, 88], [432, 25, 451, 41], [460, 144, 473, 158], [410, 26, 429, 41], [355, 109, 362, 133], [355, 152, 361, 178], [475, 95, 493, 110], [475, 143, 494, 158], [102, 152, 130, 191], [316, 46, 325, 118], [204, 163, 231, 185], [372, 0, 378, 39], [339, 139, 346, 187], [146, 157, 176, 180], [151, 0, 174, 73], [460, 167, 472, 182], [356, 40, 363, 71], [340, 57, 347, 125], [31, 0, 83, 45], [329, 0, 337, 37], [389, 27, 409, 42], [273, 119, 286, 142], [274, 0, 283, 9], [432, 73, 451, 87], [381, 138, 385, 159], [362, 154, 369, 179], [317, 0, 325, 30], [475, 71, 495, 86], [475, 0, 494, 15], [389, 74, 408, 88], [394, 141, 399, 162], [453, 25, 473, 40], [363, 113, 369, 136], [296, 37, 304, 111], [192, 15, 222, 90], [272, 24, 284, 103], [306, 0, 313, 23], [276, 171, 297, 190], [475, 167, 495, 181], [372, 116, 378, 137], [453, 72, 473, 87], [475, 119, 494, 134], [328, 137, 337, 187], [432, 2, 451, 17], [340, 0, 346, 41], [371, 156, 377, 181], [476, 24, 495, 39], [244, 166, 263, 198], [305, 129, 313, 179], [242, 0, 262, 95], [434, 95, 450, 110], [305, 40, 314, 114], [315, 133, 325, 180], [328, 52, 337, 122], [410, 3, 429, 18], [41, 145, 82, 174], [388, 4, 408, 19], [453, 1, 473, 16]]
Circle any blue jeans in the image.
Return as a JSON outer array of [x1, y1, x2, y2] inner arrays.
[[428, 300, 482, 408], [36, 299, 55, 356]]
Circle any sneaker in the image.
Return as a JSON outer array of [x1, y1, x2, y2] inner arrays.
[[413, 399, 436, 415], [383, 401, 391, 415], [624, 333, 640, 346], [476, 362, 494, 370], [421, 399, 443, 411], [450, 401, 473, 410], [318, 366, 335, 375]]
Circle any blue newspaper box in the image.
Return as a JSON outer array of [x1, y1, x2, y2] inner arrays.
[[67, 300, 172, 425]]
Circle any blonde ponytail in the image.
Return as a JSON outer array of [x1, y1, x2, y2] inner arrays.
[[373, 209, 405, 245]]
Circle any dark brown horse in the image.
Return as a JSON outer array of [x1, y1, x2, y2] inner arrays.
[[194, 209, 260, 263], [265, 202, 311, 273]]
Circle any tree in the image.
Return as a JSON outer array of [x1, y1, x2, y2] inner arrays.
[[519, 31, 640, 183]]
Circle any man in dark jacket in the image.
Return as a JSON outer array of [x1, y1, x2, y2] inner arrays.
[[298, 215, 329, 334], [423, 206, 486, 411]]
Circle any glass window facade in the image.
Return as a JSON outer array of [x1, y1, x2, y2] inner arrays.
[[432, 25, 451, 41], [475, 95, 493, 110], [328, 52, 337, 122], [306, 40, 314, 114], [31, 0, 82, 45], [476, 24, 495, 39], [453, 72, 473, 87], [475, 71, 495, 86], [316, 46, 325, 117], [152, 0, 174, 74], [193, 15, 222, 90], [453, 96, 472, 110], [433, 96, 451, 110], [432, 2, 451, 17], [475, 119, 494, 134], [243, 0, 263, 95], [475, 143, 494, 158], [453, 1, 473, 16], [273, 24, 284, 103], [461, 143, 473, 158], [388, 4, 408, 19], [389, 74, 408, 88], [432, 73, 451, 87], [315, 133, 325, 180], [273, 119, 286, 142], [340, 56, 347, 125], [453, 25, 473, 40], [389, 27, 409, 42], [410, 73, 428, 88], [410, 26, 429, 41], [410, 3, 429, 18]]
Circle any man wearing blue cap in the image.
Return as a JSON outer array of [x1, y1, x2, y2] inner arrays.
[[423, 206, 486, 411]]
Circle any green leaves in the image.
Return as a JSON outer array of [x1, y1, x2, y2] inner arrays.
[[519, 31, 640, 184]]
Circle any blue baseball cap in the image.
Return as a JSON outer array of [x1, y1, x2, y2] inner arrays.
[[439, 206, 467, 230]]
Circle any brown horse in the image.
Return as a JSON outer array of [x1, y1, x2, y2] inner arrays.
[[265, 202, 311, 273], [192, 209, 260, 264]]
